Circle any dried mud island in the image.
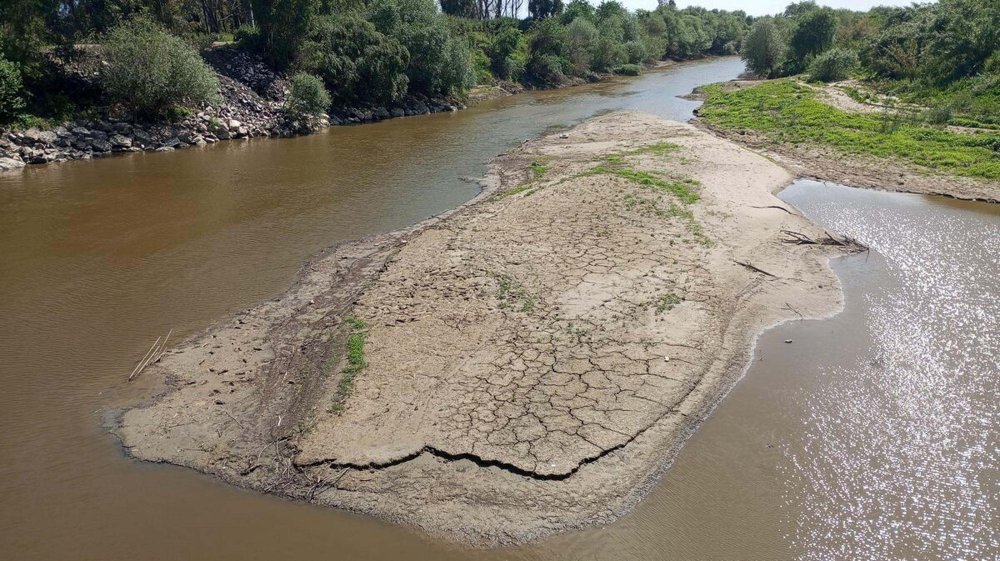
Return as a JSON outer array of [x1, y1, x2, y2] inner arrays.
[[117, 112, 860, 546]]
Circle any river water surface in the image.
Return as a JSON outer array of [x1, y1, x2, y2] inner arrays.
[[2, 58, 997, 560]]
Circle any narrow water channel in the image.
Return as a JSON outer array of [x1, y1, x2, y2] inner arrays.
[[2, 57, 996, 560]]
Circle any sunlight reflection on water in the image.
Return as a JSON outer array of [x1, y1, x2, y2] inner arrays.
[[779, 181, 999, 560]]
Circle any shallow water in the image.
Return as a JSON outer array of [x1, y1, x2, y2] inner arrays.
[[2, 57, 997, 560], [507, 180, 1000, 560]]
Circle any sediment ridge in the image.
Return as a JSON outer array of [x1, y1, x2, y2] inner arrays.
[[116, 112, 857, 545]]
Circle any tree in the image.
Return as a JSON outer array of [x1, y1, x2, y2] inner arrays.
[[560, 0, 595, 25], [298, 13, 408, 104], [528, 0, 563, 20], [439, 0, 476, 17], [99, 18, 220, 116], [789, 7, 836, 63], [250, 0, 317, 68], [741, 19, 784, 76], [0, 54, 25, 125], [565, 17, 597, 73]]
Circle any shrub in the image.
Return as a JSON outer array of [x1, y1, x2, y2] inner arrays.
[[298, 14, 409, 104], [591, 34, 626, 72], [99, 18, 220, 116], [624, 40, 646, 65], [741, 19, 785, 77], [489, 25, 525, 81], [285, 72, 330, 118], [526, 53, 566, 86], [614, 63, 641, 76], [234, 24, 263, 52], [0, 56, 25, 125], [808, 48, 857, 82], [565, 18, 597, 75]]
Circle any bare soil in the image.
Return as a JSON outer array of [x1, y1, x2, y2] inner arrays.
[[117, 112, 852, 545]]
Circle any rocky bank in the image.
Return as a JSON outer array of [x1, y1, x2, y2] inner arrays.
[[0, 46, 465, 173]]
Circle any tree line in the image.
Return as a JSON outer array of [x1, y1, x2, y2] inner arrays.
[[0, 0, 753, 125], [741, 0, 998, 86]]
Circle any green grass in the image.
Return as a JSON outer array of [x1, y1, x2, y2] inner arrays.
[[582, 164, 701, 204], [628, 141, 682, 157], [654, 292, 681, 314], [496, 274, 536, 313], [698, 79, 1000, 181], [329, 316, 366, 414], [530, 160, 549, 177]]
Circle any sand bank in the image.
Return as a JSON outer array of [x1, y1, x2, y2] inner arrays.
[[117, 112, 855, 545]]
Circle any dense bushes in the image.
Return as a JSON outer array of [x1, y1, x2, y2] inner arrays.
[[299, 14, 409, 104], [0, 55, 25, 125], [99, 19, 220, 116], [285, 72, 330, 118], [808, 48, 856, 82]]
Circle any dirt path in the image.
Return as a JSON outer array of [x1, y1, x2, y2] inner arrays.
[[117, 112, 853, 545]]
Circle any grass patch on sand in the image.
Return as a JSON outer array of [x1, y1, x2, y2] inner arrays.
[[653, 292, 682, 314], [628, 141, 682, 157], [496, 273, 536, 313], [698, 79, 1000, 181], [582, 164, 701, 204], [329, 316, 366, 414]]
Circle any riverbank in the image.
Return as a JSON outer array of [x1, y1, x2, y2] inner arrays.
[[116, 111, 859, 545], [0, 46, 467, 173], [691, 78, 1000, 203]]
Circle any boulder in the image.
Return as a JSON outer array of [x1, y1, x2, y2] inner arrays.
[[90, 139, 112, 153], [109, 134, 132, 150], [227, 119, 242, 131], [0, 157, 25, 172]]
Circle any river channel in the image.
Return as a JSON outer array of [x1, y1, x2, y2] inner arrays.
[[2, 57, 996, 560]]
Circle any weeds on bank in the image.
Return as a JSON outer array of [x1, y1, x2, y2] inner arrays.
[[496, 274, 536, 313], [581, 163, 701, 204], [698, 79, 1000, 180], [653, 292, 682, 314], [628, 141, 681, 157], [329, 316, 366, 414], [499, 159, 551, 198]]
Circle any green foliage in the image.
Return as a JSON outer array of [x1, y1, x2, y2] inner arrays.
[[742, 19, 785, 77], [251, 0, 318, 68], [615, 63, 641, 76], [0, 55, 25, 125], [529, 0, 564, 20], [560, 0, 595, 25], [808, 47, 857, 82], [565, 17, 597, 74], [329, 316, 366, 414], [285, 72, 330, 117], [99, 18, 220, 116], [299, 14, 408, 104], [789, 7, 837, 64], [489, 24, 526, 80], [699, 79, 1000, 180]]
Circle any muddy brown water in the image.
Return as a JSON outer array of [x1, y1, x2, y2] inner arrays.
[[1, 57, 996, 559]]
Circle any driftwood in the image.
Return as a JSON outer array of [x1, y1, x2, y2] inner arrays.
[[781, 229, 867, 250], [751, 205, 795, 214], [128, 329, 172, 381], [733, 260, 778, 278]]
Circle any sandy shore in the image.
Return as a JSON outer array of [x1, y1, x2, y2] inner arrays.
[[117, 112, 856, 545]]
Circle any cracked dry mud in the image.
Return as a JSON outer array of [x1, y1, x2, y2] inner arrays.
[[117, 112, 850, 545]]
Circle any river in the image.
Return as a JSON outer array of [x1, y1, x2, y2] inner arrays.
[[1, 57, 997, 560]]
